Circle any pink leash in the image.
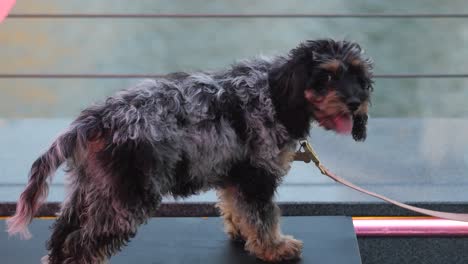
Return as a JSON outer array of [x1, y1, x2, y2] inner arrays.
[[294, 140, 468, 222]]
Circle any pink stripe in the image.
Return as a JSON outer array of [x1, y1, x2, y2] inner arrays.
[[353, 218, 468, 236]]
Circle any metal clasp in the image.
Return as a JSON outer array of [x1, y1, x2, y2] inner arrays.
[[295, 139, 327, 174]]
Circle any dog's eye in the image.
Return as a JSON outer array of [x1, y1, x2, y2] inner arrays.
[[327, 73, 340, 82]]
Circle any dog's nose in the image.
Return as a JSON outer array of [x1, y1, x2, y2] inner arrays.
[[347, 100, 360, 112]]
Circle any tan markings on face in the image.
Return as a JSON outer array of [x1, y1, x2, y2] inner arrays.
[[355, 100, 369, 115], [305, 90, 349, 119], [319, 59, 341, 73]]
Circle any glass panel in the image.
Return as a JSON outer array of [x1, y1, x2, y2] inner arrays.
[[0, 0, 467, 205]]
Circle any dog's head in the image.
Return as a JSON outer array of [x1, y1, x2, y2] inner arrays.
[[270, 39, 374, 141]]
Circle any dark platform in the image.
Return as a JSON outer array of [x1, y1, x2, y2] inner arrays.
[[0, 216, 361, 264]]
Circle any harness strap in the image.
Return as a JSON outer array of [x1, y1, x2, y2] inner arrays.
[[295, 140, 468, 222]]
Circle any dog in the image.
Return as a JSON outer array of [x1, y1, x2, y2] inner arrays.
[[7, 39, 373, 263]]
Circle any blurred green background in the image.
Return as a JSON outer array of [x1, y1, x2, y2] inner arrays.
[[1, 0, 468, 118]]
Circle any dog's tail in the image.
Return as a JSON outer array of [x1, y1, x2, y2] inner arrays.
[[6, 130, 76, 239], [6, 112, 101, 239]]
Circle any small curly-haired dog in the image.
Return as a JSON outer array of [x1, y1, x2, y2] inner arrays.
[[7, 39, 373, 263]]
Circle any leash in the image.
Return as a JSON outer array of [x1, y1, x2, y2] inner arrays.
[[294, 139, 468, 222]]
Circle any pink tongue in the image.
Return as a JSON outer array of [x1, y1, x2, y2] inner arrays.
[[333, 115, 353, 134]]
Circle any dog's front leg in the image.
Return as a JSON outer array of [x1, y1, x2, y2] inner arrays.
[[217, 164, 302, 262]]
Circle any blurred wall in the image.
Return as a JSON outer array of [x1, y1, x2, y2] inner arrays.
[[1, 0, 468, 117]]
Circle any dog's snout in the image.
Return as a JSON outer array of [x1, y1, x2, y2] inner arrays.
[[346, 99, 360, 112]]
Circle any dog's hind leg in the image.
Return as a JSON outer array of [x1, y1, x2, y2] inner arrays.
[[46, 140, 162, 263], [45, 173, 83, 264], [47, 178, 160, 264]]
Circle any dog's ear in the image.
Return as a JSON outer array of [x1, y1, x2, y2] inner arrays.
[[269, 41, 329, 106], [269, 60, 309, 107], [268, 49, 314, 139], [352, 114, 368, 141]]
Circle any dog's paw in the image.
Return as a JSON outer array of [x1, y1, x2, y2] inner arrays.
[[247, 235, 303, 262], [277, 236, 303, 260]]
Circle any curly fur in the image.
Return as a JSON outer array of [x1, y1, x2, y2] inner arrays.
[[7, 39, 373, 263]]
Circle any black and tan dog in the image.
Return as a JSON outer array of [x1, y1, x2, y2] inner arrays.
[[7, 39, 373, 263]]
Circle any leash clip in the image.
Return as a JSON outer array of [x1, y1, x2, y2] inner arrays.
[[295, 139, 327, 174]]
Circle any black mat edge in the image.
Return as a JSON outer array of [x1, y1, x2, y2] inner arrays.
[[2, 202, 468, 217]]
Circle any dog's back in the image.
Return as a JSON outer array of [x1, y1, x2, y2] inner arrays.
[[6, 56, 282, 239]]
